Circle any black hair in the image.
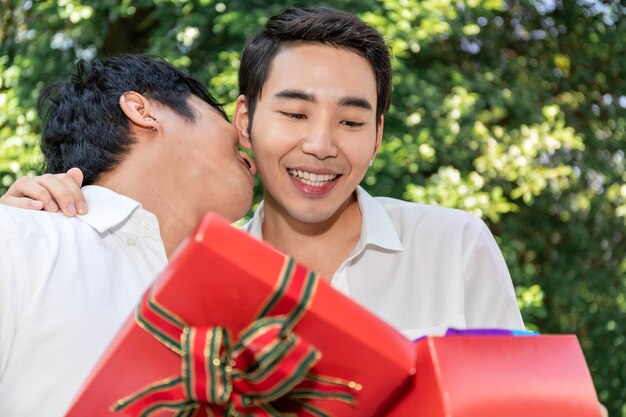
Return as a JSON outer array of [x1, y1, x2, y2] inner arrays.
[[37, 54, 226, 185], [239, 6, 392, 129]]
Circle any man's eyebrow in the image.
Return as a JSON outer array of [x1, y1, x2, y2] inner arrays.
[[339, 96, 373, 112], [274, 89, 316, 103], [274, 89, 373, 112]]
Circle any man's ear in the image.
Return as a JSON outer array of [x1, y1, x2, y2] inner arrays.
[[119, 91, 159, 133], [233, 95, 252, 150], [373, 115, 384, 158]]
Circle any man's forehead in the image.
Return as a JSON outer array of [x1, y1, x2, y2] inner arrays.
[[261, 43, 377, 101], [270, 42, 373, 72]]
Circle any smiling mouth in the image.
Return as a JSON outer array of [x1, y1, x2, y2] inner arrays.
[[288, 169, 339, 187]]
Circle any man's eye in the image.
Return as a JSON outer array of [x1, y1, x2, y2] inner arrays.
[[280, 112, 306, 120], [342, 120, 365, 128]]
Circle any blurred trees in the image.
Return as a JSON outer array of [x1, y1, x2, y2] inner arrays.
[[1, 0, 624, 414]]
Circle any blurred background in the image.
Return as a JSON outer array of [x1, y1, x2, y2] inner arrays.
[[0, 0, 624, 414]]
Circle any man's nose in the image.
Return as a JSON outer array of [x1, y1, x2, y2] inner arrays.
[[301, 122, 338, 159]]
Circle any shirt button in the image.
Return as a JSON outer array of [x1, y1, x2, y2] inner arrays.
[[141, 219, 152, 230], [127, 238, 136, 246]]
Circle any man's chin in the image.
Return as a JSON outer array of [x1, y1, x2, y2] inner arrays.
[[285, 207, 339, 227]]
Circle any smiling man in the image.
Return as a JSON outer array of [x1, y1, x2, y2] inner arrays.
[[235, 43, 382, 280], [234, 7, 524, 338]]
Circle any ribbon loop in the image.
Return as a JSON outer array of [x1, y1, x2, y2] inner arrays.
[[181, 326, 233, 406]]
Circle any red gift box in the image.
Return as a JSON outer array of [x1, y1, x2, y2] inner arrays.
[[66, 213, 416, 417], [384, 334, 602, 417]]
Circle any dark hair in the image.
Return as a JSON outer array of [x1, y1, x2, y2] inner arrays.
[[239, 6, 392, 128], [37, 54, 226, 185]]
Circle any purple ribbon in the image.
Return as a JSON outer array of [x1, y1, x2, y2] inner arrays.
[[413, 328, 538, 343], [445, 328, 538, 337]]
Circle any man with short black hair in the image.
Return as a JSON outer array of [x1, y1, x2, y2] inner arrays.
[[0, 54, 256, 416], [234, 7, 524, 338]]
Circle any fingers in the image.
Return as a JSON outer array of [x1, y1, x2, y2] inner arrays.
[[0, 171, 88, 217], [0, 176, 58, 211], [37, 173, 88, 216], [0, 195, 45, 211], [67, 167, 84, 187], [67, 168, 88, 215]]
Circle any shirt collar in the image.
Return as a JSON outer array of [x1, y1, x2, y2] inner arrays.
[[77, 185, 144, 234], [354, 186, 403, 252], [244, 201, 265, 240], [244, 186, 403, 252]]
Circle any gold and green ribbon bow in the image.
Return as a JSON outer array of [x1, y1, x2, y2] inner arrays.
[[112, 258, 360, 417]]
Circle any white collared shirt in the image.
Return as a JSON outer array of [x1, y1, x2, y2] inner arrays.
[[0, 186, 167, 417], [245, 187, 524, 340]]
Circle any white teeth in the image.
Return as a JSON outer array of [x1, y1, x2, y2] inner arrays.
[[288, 169, 337, 187]]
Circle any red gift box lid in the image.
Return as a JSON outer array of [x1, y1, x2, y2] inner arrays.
[[66, 213, 416, 417], [385, 334, 602, 417]]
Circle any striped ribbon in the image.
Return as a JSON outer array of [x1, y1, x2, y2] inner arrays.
[[112, 258, 360, 417]]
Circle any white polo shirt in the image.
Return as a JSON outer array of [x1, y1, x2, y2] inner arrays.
[[244, 186, 524, 339], [0, 186, 167, 417]]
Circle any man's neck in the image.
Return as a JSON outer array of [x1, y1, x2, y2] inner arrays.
[[260, 193, 363, 281], [96, 173, 195, 259]]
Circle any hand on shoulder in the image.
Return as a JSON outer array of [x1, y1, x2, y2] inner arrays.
[[0, 168, 87, 216]]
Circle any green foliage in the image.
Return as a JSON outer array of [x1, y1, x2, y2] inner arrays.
[[1, 0, 624, 414]]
